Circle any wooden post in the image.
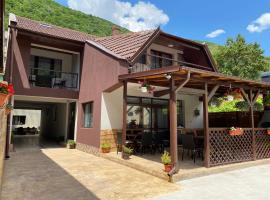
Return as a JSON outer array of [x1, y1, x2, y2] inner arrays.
[[250, 90, 256, 160], [169, 78, 178, 168], [122, 80, 127, 156], [203, 83, 210, 168]]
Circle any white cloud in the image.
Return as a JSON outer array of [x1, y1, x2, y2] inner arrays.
[[67, 0, 169, 32], [206, 29, 226, 38], [247, 13, 270, 33]]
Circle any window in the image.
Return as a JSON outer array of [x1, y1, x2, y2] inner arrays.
[[83, 102, 93, 128], [151, 50, 173, 69], [13, 116, 26, 125], [30, 55, 62, 87]]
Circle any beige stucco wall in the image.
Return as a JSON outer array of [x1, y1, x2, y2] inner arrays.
[[100, 83, 204, 130], [12, 109, 41, 129], [0, 109, 7, 188]]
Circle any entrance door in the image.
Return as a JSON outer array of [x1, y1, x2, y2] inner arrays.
[[67, 102, 76, 140]]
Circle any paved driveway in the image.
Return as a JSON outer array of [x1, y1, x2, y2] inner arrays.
[[0, 148, 178, 200], [152, 164, 270, 200]]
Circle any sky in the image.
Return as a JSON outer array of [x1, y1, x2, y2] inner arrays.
[[55, 0, 270, 56]]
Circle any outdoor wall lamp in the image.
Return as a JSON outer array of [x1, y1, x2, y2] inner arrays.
[[165, 73, 172, 80]]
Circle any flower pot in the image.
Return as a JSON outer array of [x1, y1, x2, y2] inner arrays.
[[141, 87, 147, 93], [0, 93, 8, 107], [5, 108, 11, 115], [101, 147, 111, 153], [229, 128, 243, 136], [164, 164, 172, 173], [67, 143, 76, 149], [122, 153, 130, 160]]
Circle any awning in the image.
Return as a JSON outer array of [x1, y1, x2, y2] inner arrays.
[[119, 66, 270, 93]]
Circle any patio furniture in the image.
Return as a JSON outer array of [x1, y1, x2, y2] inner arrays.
[[138, 132, 155, 154], [181, 134, 203, 163], [153, 131, 165, 153]]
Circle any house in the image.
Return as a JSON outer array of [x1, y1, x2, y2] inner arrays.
[[4, 13, 270, 170]]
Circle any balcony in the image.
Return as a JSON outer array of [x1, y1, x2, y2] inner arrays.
[[129, 54, 212, 73], [29, 68, 78, 89]]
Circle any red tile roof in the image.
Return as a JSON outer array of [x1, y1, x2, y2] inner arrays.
[[94, 29, 158, 60], [15, 16, 96, 42]]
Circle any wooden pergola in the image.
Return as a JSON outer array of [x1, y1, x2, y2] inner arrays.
[[119, 66, 270, 170]]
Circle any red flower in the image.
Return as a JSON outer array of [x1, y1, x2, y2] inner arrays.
[[7, 84, 14, 95]]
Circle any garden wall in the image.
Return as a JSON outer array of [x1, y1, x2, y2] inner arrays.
[[0, 109, 7, 189], [209, 111, 263, 128]]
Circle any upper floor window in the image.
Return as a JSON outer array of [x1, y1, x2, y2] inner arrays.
[[29, 55, 63, 88], [150, 50, 173, 69], [30, 55, 62, 76]]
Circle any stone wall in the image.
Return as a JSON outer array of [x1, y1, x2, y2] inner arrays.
[[100, 129, 120, 151], [0, 109, 7, 188]]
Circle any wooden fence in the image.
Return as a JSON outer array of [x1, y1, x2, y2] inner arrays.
[[209, 111, 263, 128], [209, 128, 270, 167]]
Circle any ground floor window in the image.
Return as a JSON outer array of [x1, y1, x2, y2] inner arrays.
[[83, 102, 93, 128], [127, 96, 184, 131], [13, 115, 26, 125]]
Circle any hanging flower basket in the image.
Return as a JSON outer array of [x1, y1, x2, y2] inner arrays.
[[138, 81, 155, 94], [228, 127, 243, 136], [0, 93, 8, 107], [141, 86, 147, 93], [0, 81, 15, 107]]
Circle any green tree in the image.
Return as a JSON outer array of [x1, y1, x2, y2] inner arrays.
[[214, 35, 269, 80]]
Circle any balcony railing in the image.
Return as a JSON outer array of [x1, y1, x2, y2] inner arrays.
[[129, 54, 212, 73], [29, 68, 78, 89]]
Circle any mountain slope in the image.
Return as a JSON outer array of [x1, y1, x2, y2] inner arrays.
[[5, 0, 129, 37]]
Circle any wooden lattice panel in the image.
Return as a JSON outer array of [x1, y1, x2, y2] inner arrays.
[[255, 129, 270, 159], [209, 128, 253, 167]]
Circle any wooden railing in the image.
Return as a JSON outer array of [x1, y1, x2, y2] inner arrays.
[[129, 54, 212, 73], [208, 128, 270, 167]]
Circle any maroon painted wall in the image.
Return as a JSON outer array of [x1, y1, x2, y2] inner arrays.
[[77, 43, 128, 148], [5, 32, 82, 99]]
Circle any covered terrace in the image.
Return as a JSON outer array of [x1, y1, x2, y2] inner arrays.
[[119, 65, 270, 170]]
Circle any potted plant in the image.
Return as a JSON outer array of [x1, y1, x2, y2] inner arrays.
[[138, 81, 155, 94], [161, 151, 172, 172], [5, 103, 13, 115], [0, 81, 14, 107], [101, 142, 111, 153], [67, 140, 76, 149], [228, 127, 243, 136], [122, 145, 133, 159]]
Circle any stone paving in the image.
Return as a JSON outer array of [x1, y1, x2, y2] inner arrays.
[[0, 148, 179, 200], [152, 164, 270, 200]]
